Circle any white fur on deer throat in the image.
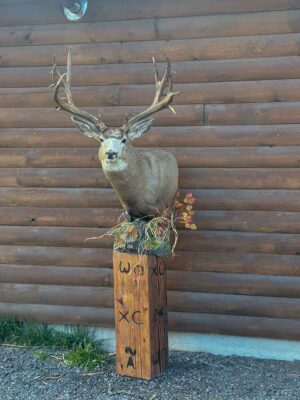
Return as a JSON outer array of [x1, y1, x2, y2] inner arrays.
[[102, 158, 128, 172], [99, 137, 128, 172]]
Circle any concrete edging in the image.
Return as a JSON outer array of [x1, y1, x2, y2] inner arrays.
[[54, 325, 300, 361]]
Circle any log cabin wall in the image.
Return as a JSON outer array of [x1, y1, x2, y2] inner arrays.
[[1, 0, 300, 340]]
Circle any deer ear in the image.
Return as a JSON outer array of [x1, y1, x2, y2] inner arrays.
[[127, 118, 153, 140], [71, 116, 101, 141]]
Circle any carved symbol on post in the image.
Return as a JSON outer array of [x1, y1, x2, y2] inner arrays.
[[125, 346, 136, 369], [153, 347, 167, 368], [153, 306, 165, 322], [158, 260, 165, 275], [151, 262, 158, 276], [119, 261, 130, 274], [119, 310, 130, 323], [119, 310, 144, 325], [133, 263, 144, 276], [132, 310, 143, 325], [151, 259, 165, 276]]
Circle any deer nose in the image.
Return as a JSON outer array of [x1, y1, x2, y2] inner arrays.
[[106, 151, 118, 160]]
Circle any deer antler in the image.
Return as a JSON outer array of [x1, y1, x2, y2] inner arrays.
[[122, 57, 179, 133], [51, 48, 107, 135]]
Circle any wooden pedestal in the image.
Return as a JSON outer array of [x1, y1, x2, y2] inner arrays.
[[113, 251, 168, 380]]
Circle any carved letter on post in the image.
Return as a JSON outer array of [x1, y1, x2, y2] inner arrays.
[[113, 252, 168, 380]]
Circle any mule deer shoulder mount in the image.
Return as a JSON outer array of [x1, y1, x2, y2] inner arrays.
[[52, 49, 179, 220]]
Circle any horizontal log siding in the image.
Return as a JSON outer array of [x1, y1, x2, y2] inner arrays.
[[1, 0, 300, 340]]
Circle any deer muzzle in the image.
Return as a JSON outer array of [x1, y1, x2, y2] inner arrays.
[[106, 151, 118, 161]]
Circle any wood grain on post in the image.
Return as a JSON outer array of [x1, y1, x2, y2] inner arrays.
[[113, 252, 168, 380]]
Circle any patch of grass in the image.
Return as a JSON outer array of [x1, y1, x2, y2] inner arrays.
[[63, 342, 107, 370], [33, 350, 50, 361], [0, 315, 108, 370]]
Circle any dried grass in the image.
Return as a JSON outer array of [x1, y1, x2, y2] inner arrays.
[[85, 210, 178, 258]]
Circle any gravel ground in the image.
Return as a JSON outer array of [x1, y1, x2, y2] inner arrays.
[[1, 346, 300, 400]]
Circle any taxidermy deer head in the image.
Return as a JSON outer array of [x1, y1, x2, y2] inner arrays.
[[52, 49, 179, 220]]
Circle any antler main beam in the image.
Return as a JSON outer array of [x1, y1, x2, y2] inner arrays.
[[51, 48, 107, 133], [122, 57, 179, 132]]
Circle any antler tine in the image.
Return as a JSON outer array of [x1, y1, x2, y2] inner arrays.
[[52, 48, 107, 132], [166, 57, 173, 92], [51, 54, 60, 80], [151, 56, 168, 105], [66, 47, 71, 85], [49, 54, 61, 89], [122, 57, 179, 132], [152, 56, 159, 84], [164, 57, 177, 115], [123, 113, 129, 126]]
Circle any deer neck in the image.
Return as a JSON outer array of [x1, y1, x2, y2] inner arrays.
[[102, 145, 141, 192]]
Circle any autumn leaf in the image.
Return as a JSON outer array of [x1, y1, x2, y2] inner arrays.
[[185, 215, 193, 223], [156, 227, 163, 236], [127, 225, 136, 233], [175, 190, 197, 229], [186, 197, 196, 205], [175, 201, 183, 209]]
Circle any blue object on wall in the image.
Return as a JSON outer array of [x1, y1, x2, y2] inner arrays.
[[63, 0, 88, 21]]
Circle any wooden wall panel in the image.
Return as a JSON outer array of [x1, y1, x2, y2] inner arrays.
[[1, 125, 300, 148], [0, 105, 204, 128], [1, 0, 300, 341], [2, 10, 300, 47], [2, 187, 300, 211], [1, 246, 300, 276], [1, 207, 300, 233], [1, 167, 300, 189], [2, 57, 300, 88], [3, 79, 300, 108], [2, 282, 300, 318], [1, 0, 299, 27], [2, 302, 300, 340], [3, 34, 300, 67], [0, 226, 300, 255], [0, 147, 299, 169]]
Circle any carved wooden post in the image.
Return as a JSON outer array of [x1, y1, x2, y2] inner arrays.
[[113, 251, 168, 380]]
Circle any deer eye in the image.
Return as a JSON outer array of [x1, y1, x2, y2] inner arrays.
[[100, 137, 104, 143], [121, 138, 127, 144]]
